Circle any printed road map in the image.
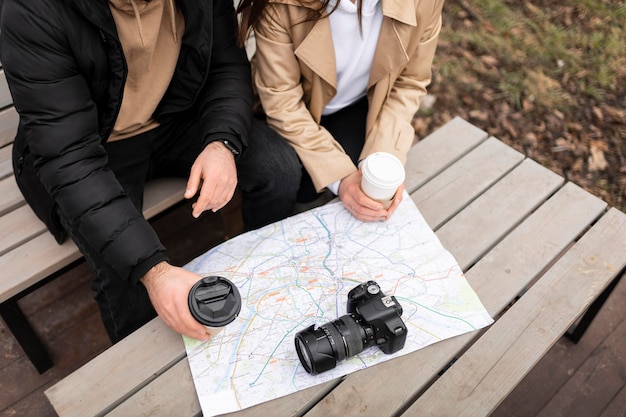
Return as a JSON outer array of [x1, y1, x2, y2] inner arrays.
[[183, 192, 493, 416]]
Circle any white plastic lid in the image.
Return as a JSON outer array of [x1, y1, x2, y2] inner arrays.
[[362, 152, 405, 188]]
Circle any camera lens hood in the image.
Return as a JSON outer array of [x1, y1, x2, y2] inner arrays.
[[295, 325, 338, 375]]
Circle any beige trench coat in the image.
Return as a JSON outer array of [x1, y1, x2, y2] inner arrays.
[[252, 0, 444, 192]]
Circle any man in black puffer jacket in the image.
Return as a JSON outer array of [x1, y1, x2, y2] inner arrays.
[[0, 0, 301, 342]]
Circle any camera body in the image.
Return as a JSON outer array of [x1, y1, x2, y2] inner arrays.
[[295, 280, 407, 375], [346, 280, 407, 354]]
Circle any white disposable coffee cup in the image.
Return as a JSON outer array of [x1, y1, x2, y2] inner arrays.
[[360, 152, 405, 208], [188, 276, 241, 337]]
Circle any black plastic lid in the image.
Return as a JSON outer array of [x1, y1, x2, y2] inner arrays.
[[188, 276, 242, 327]]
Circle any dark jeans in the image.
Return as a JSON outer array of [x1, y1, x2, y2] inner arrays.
[[60, 115, 301, 342], [297, 96, 368, 202]]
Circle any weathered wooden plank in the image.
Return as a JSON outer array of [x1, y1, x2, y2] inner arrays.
[[106, 358, 340, 417], [0, 204, 45, 257], [0, 107, 18, 149], [405, 116, 488, 193], [0, 70, 12, 109], [0, 175, 23, 216], [413, 136, 524, 229], [535, 328, 625, 417], [221, 380, 341, 417], [0, 69, 18, 148], [72, 328, 341, 417], [513, 270, 626, 417], [599, 385, 626, 417], [106, 360, 202, 417], [459, 182, 607, 317], [405, 208, 626, 417], [0, 179, 185, 303], [436, 158, 564, 270], [0, 233, 81, 304], [142, 177, 186, 219], [0, 143, 12, 180], [44, 319, 186, 417], [302, 182, 606, 417]]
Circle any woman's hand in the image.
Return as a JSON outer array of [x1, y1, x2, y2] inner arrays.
[[338, 171, 404, 222]]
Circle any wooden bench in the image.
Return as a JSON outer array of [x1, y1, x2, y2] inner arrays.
[[44, 117, 626, 416], [0, 67, 190, 374]]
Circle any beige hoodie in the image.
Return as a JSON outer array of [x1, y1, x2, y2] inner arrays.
[[107, 0, 185, 141]]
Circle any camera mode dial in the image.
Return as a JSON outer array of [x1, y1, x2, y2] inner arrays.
[[367, 284, 380, 295]]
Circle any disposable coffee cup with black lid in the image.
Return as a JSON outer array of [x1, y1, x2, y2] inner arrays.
[[188, 276, 241, 336]]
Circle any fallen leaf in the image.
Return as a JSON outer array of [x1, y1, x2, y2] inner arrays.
[[588, 142, 608, 171]]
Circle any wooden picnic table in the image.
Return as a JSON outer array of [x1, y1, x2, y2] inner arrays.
[[44, 117, 626, 417]]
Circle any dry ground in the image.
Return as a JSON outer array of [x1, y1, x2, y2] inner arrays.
[[413, 0, 625, 211]]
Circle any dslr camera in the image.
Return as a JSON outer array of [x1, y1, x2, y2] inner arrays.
[[294, 280, 407, 375]]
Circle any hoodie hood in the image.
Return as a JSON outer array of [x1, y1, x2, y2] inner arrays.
[[107, 0, 184, 141], [109, 0, 178, 44]]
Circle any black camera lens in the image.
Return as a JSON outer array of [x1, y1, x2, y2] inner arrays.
[[295, 336, 314, 371], [295, 280, 407, 376], [294, 315, 370, 375]]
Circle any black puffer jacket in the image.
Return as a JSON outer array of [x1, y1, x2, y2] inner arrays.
[[0, 0, 252, 283]]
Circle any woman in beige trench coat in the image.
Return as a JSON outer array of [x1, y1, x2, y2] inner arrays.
[[238, 0, 444, 222]]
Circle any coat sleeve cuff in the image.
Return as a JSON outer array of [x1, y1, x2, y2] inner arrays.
[[129, 252, 170, 285], [204, 133, 243, 160]]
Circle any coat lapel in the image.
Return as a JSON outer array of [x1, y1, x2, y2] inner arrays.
[[295, 17, 337, 89], [368, 0, 418, 88]]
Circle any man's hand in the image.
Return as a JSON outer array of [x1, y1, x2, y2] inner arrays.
[[338, 171, 404, 222], [184, 141, 237, 218], [140, 262, 211, 341]]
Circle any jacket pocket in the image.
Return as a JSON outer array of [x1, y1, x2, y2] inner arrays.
[[394, 119, 416, 157]]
